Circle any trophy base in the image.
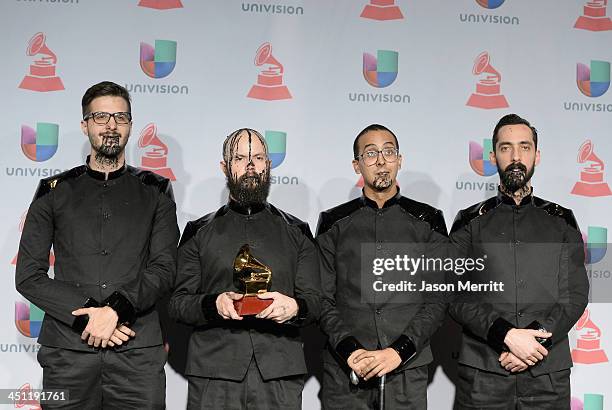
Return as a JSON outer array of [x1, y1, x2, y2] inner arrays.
[[466, 93, 509, 109], [360, 5, 404, 21], [234, 296, 273, 316], [574, 16, 612, 31], [571, 348, 609, 364], [19, 76, 64, 92], [571, 181, 612, 197], [247, 85, 292, 101]]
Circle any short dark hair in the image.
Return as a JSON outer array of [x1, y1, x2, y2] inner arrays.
[[353, 124, 400, 159], [492, 114, 538, 151], [81, 81, 131, 117]]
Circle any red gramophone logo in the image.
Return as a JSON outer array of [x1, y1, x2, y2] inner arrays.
[[572, 309, 609, 364], [18, 32, 64, 92], [571, 140, 612, 197], [138, 0, 183, 9], [360, 0, 404, 21], [138, 123, 176, 181], [11, 211, 55, 266], [574, 0, 612, 31], [466, 51, 509, 109], [13, 383, 42, 409], [247, 42, 292, 101]]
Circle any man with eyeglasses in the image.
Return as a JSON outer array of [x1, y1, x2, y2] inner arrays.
[[16, 81, 179, 409], [316, 124, 449, 409]]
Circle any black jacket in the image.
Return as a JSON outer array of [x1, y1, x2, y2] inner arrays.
[[168, 200, 321, 381], [316, 189, 449, 371], [15, 160, 179, 351], [449, 189, 589, 376]]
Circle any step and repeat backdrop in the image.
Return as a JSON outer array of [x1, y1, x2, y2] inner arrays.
[[1, 0, 611, 409]]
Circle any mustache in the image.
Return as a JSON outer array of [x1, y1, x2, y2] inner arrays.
[[504, 162, 527, 173]]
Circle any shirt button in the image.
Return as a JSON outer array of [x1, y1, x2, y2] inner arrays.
[[377, 211, 383, 216], [101, 283, 107, 289], [103, 212, 110, 220], [376, 244, 382, 250], [103, 183, 108, 188], [518, 311, 524, 317], [101, 250, 109, 256], [375, 308, 382, 315]]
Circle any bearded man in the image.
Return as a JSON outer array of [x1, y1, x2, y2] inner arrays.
[[169, 128, 321, 410], [449, 114, 589, 409], [15, 81, 179, 409]]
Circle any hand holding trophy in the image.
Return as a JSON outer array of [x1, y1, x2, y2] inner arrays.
[[232, 244, 273, 316]]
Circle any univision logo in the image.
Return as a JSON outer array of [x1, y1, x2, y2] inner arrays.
[[140, 39, 177, 79], [264, 130, 286, 169], [584, 226, 607, 264], [15, 301, 44, 338], [577, 60, 610, 97], [363, 50, 398, 88], [469, 139, 496, 176], [476, 0, 505, 9], [21, 122, 58, 162]]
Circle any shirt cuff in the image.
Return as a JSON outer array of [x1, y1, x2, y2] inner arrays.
[[71, 297, 101, 333], [335, 336, 365, 363], [487, 317, 515, 354], [389, 335, 417, 365], [285, 297, 308, 326], [103, 291, 136, 325]]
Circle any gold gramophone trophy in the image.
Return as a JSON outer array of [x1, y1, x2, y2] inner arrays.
[[233, 244, 273, 316]]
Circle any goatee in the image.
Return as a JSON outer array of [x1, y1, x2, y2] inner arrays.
[[227, 170, 271, 207], [498, 162, 534, 193]]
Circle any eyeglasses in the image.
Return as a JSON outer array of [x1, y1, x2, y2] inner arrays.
[[357, 148, 399, 166], [83, 111, 132, 125]]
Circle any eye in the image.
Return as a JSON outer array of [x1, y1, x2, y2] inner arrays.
[[94, 112, 110, 121], [383, 148, 396, 155], [254, 155, 265, 161], [364, 151, 378, 158]]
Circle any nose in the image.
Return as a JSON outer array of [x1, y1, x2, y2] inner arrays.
[[511, 147, 521, 162], [376, 151, 386, 166], [106, 116, 118, 130]]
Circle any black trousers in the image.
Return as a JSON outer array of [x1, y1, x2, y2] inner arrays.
[[187, 356, 304, 410], [37, 345, 166, 409], [454, 364, 571, 410], [321, 360, 428, 410]]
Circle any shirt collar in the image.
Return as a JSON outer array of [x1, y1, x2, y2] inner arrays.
[[361, 187, 401, 209], [85, 155, 127, 181], [227, 198, 268, 215], [496, 185, 534, 207]]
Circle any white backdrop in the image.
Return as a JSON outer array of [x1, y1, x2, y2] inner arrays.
[[1, 1, 611, 409]]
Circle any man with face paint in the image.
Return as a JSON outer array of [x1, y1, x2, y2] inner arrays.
[[169, 128, 321, 410], [15, 81, 179, 408], [449, 114, 589, 409], [316, 124, 449, 409]]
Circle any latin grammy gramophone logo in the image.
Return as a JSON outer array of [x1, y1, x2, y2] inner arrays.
[[18, 32, 64, 92], [138, 123, 176, 181], [247, 42, 292, 101], [577, 60, 610, 97], [571, 309, 609, 364], [21, 123, 59, 162], [360, 0, 404, 21], [363, 50, 398, 88], [571, 140, 612, 197], [138, 0, 183, 9], [140, 39, 177, 79], [469, 139, 496, 176], [575, 0, 612, 31], [475, 0, 505, 9], [13, 383, 42, 409], [11, 211, 55, 266], [466, 51, 509, 109]]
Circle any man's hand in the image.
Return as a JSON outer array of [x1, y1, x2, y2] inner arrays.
[[255, 292, 298, 323], [216, 292, 244, 320], [499, 351, 528, 372], [504, 328, 552, 364], [347, 349, 372, 378], [106, 325, 136, 348], [72, 306, 119, 348], [352, 348, 402, 380]]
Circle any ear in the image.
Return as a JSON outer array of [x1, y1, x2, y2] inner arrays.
[[80, 120, 88, 136], [352, 159, 361, 175], [489, 149, 497, 166], [535, 149, 541, 167], [397, 153, 403, 170], [220, 161, 228, 177]]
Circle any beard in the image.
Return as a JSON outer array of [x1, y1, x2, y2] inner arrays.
[[90, 132, 126, 166], [498, 161, 535, 193], [372, 171, 393, 191], [227, 168, 271, 207]]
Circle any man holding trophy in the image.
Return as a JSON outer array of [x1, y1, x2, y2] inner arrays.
[[169, 128, 321, 410]]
